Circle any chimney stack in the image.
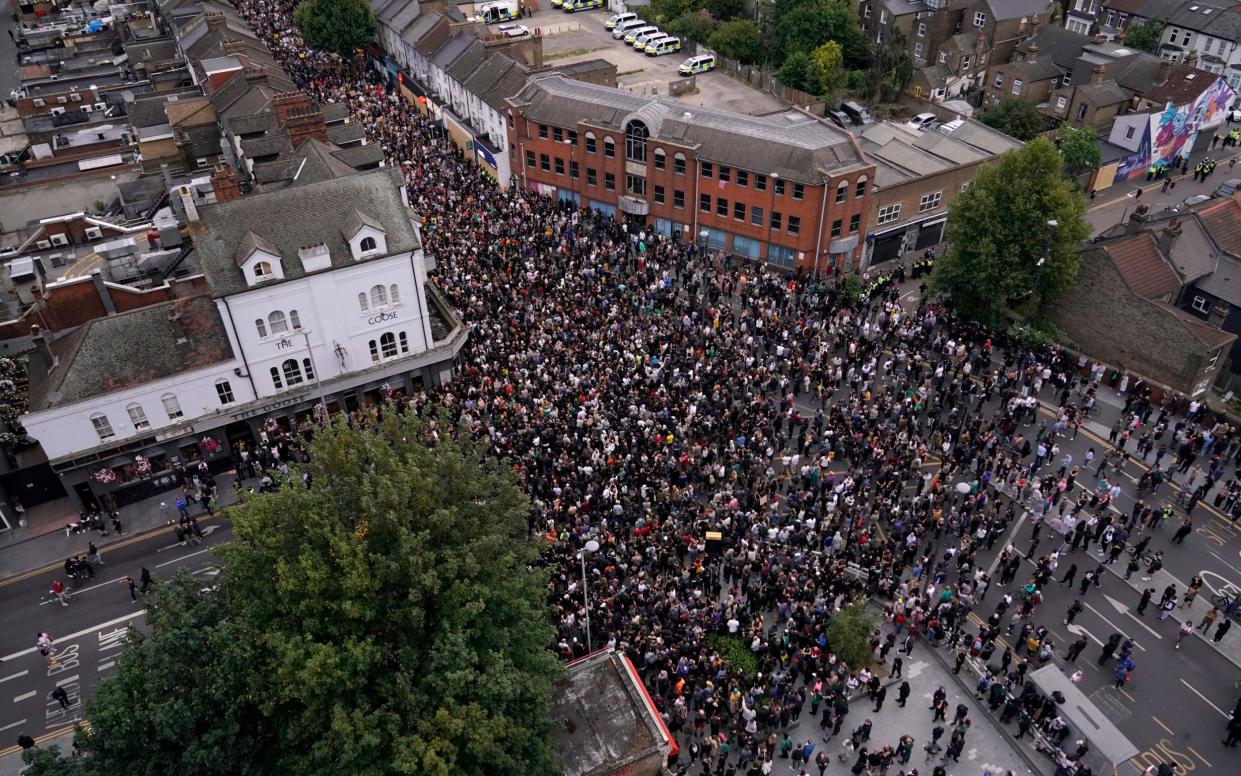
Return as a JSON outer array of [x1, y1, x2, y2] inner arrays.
[[1158, 216, 1183, 257], [169, 307, 189, 344], [1090, 63, 1107, 86], [178, 185, 199, 223], [210, 163, 241, 203], [1156, 58, 1173, 86], [1125, 203, 1152, 234], [30, 324, 57, 367]]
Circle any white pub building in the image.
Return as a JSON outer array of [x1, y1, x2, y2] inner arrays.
[[21, 168, 466, 512]]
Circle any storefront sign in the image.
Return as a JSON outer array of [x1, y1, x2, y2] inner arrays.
[[274, 337, 296, 350], [368, 310, 398, 326], [228, 392, 310, 422]]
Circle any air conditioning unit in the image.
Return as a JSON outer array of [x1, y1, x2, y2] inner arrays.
[[81, 104, 92, 113], [93, 102, 106, 113], [56, 95, 68, 104], [35, 240, 52, 250], [49, 107, 66, 116], [69, 92, 82, 102], [50, 234, 70, 247], [84, 226, 103, 240], [32, 97, 45, 107]]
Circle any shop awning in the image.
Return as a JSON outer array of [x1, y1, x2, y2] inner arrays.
[[1029, 665, 1140, 766]]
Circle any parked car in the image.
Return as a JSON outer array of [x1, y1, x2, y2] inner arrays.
[[495, 24, 530, 37], [645, 35, 682, 56], [825, 109, 850, 128], [605, 11, 636, 28], [1183, 194, 1212, 207], [1212, 178, 1241, 198], [906, 112, 938, 130], [839, 100, 873, 126], [677, 54, 716, 76]]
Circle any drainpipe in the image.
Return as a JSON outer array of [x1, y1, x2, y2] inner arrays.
[[221, 297, 258, 398]]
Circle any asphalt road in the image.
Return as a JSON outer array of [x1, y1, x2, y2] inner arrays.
[[0, 521, 231, 752]]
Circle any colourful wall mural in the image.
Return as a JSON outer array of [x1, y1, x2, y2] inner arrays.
[[1113, 75, 1235, 183]]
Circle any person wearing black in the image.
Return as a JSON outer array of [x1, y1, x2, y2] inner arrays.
[[1066, 635, 1089, 662], [50, 686, 71, 709], [897, 681, 911, 708], [1098, 633, 1121, 665], [1065, 599, 1084, 625], [1137, 587, 1155, 615]]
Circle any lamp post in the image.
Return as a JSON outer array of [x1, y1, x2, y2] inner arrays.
[[765, 172, 779, 265], [1032, 219, 1058, 312], [579, 538, 600, 653]]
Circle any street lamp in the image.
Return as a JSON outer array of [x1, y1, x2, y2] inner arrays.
[[765, 172, 780, 265], [1032, 219, 1058, 312], [579, 539, 600, 653]]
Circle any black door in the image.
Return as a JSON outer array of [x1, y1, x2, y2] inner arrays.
[[0, 463, 68, 509], [915, 221, 945, 250], [871, 231, 904, 264]]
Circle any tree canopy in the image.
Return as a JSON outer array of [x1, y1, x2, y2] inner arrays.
[[767, 0, 869, 69], [709, 19, 764, 65], [980, 97, 1050, 141], [26, 412, 562, 776], [864, 26, 913, 102], [1121, 18, 1165, 53], [1055, 122, 1102, 179], [293, 0, 379, 53], [932, 138, 1091, 325]]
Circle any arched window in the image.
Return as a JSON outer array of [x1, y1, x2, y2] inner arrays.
[[359, 236, 377, 253], [399, 331, 409, 353], [603, 136, 615, 158], [654, 148, 666, 170], [253, 261, 272, 280], [625, 121, 649, 163], [127, 402, 150, 430], [389, 284, 400, 305], [255, 318, 268, 338], [855, 175, 868, 198], [836, 180, 848, 204], [289, 310, 301, 330], [673, 152, 686, 175], [270, 366, 283, 389], [380, 332, 398, 358], [371, 284, 388, 308], [282, 358, 304, 386], [358, 292, 369, 313], [302, 358, 315, 381], [584, 131, 597, 154], [368, 339, 380, 363], [162, 393, 183, 420], [268, 311, 288, 335]]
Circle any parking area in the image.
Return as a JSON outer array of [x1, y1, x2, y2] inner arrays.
[[526, 7, 785, 115]]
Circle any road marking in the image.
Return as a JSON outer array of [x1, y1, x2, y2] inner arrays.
[[0, 670, 28, 684], [54, 674, 79, 687], [1103, 594, 1163, 640], [1179, 679, 1229, 718], [0, 610, 145, 663], [1151, 716, 1174, 736], [1082, 601, 1149, 650], [39, 575, 128, 606], [1187, 746, 1212, 768], [0, 722, 83, 758], [1065, 623, 1103, 646], [0, 719, 26, 733], [13, 690, 36, 702], [154, 547, 213, 569], [97, 660, 114, 672], [1208, 550, 1241, 577]]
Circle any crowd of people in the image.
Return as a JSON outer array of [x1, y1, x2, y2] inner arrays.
[[194, 1, 1241, 773]]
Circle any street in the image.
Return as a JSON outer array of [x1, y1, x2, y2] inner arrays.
[[0, 521, 230, 756], [1086, 145, 1241, 235]]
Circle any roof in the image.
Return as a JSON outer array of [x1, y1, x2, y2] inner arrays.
[[1003, 55, 1066, 82], [28, 295, 234, 411], [1197, 197, 1241, 259], [1141, 63, 1220, 106], [321, 103, 350, 124], [859, 119, 1023, 187], [1029, 666, 1139, 766], [327, 122, 366, 145], [250, 137, 368, 189], [1115, 53, 1165, 92], [446, 39, 488, 82], [480, 58, 531, 112], [195, 167, 420, 297], [1166, 0, 1234, 32], [432, 33, 473, 69], [1100, 232, 1181, 298], [1077, 80, 1132, 105], [509, 74, 867, 184], [1169, 303, 1237, 349], [986, 0, 1053, 20], [207, 68, 298, 121]]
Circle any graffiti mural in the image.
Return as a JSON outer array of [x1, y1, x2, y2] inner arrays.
[[1112, 76, 1236, 183]]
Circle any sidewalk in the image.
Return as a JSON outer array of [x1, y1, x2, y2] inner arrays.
[[0, 728, 74, 776], [0, 478, 244, 581]]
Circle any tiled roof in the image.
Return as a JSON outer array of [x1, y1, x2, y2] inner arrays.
[[1141, 63, 1218, 106], [986, 0, 1053, 20], [1197, 197, 1241, 259], [1167, 304, 1236, 349], [1101, 232, 1181, 299], [1017, 26, 1091, 71], [1078, 80, 1131, 105]]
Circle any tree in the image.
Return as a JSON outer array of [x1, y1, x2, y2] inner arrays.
[[649, 0, 707, 25], [709, 19, 764, 64], [665, 9, 718, 44], [1055, 122, 1102, 179], [932, 138, 1092, 325], [826, 603, 877, 668], [1122, 18, 1165, 53], [779, 50, 822, 94], [865, 26, 913, 102], [767, 0, 868, 68], [706, 0, 746, 22], [811, 40, 847, 94], [293, 0, 379, 53], [37, 413, 563, 776], [980, 97, 1050, 142]]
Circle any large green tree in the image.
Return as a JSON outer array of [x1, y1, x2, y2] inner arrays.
[[709, 19, 764, 64], [293, 0, 379, 53], [1121, 18, 1165, 53], [932, 138, 1091, 325], [779, 50, 822, 94], [980, 97, 1050, 141], [767, 0, 868, 68], [811, 40, 847, 94], [865, 26, 913, 102], [28, 413, 562, 776], [1055, 122, 1102, 179]]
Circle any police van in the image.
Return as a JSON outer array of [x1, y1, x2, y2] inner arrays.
[[631, 28, 664, 49], [605, 11, 637, 29], [564, 0, 602, 11], [612, 18, 646, 39], [677, 54, 715, 75], [645, 36, 682, 56], [625, 25, 659, 45]]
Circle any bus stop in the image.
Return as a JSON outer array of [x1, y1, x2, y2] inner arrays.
[[1030, 665, 1140, 771]]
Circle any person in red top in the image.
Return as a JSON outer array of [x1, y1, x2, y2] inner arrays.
[[49, 579, 69, 607]]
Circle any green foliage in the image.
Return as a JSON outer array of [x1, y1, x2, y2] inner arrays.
[[811, 40, 847, 94], [779, 50, 822, 94], [980, 97, 1050, 142], [1122, 18, 1165, 53], [665, 9, 718, 43], [865, 26, 913, 102], [20, 745, 80, 776], [1007, 318, 1072, 349], [1055, 122, 1102, 179], [767, 0, 869, 69], [932, 138, 1092, 325], [43, 413, 562, 776], [709, 19, 763, 64], [293, 0, 378, 53], [648, 0, 706, 24], [706, 0, 746, 21], [709, 633, 759, 679], [846, 69, 867, 91], [841, 274, 863, 303], [826, 603, 876, 668]]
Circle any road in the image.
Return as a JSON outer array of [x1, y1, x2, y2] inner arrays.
[[1086, 145, 1241, 236], [0, 521, 230, 753]]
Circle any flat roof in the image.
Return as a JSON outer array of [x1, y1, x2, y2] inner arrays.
[[1029, 665, 1140, 765]]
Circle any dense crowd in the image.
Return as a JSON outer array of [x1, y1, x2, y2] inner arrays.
[[221, 4, 1241, 774]]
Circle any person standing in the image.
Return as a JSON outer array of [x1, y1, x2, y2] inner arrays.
[[898, 681, 911, 708], [1137, 587, 1154, 616], [123, 576, 138, 602], [1199, 607, 1220, 632], [1066, 635, 1089, 662], [49, 579, 69, 607], [1215, 619, 1232, 643], [1160, 597, 1177, 621], [1176, 621, 1194, 649], [1065, 599, 1084, 625], [50, 686, 71, 709], [1225, 716, 1241, 747], [139, 567, 154, 594]]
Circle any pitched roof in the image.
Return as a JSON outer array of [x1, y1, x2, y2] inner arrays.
[[1101, 232, 1181, 298], [195, 168, 420, 297], [1078, 80, 1132, 105], [986, 0, 1053, 20], [1167, 303, 1236, 349], [1197, 197, 1241, 259], [250, 137, 368, 189], [343, 207, 385, 238], [234, 230, 281, 265], [1141, 63, 1220, 106]]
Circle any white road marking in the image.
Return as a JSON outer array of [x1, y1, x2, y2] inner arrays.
[[155, 547, 212, 568], [0, 611, 145, 664], [0, 719, 27, 733], [39, 576, 127, 606], [97, 660, 114, 672], [1081, 601, 1149, 650], [1180, 679, 1230, 718], [54, 674, 79, 688], [12, 690, 36, 702], [0, 670, 29, 684], [1101, 593, 1163, 640]]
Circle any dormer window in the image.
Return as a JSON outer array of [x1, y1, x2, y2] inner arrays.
[[253, 261, 273, 280], [343, 208, 387, 261], [236, 231, 284, 287], [360, 236, 377, 253]]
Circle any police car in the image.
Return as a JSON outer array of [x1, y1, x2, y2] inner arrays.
[[677, 54, 715, 76]]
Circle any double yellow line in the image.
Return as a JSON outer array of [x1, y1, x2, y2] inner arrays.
[[0, 721, 89, 758]]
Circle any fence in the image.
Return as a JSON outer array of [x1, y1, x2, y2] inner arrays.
[[710, 53, 823, 111]]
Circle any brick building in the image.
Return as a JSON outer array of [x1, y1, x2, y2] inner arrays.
[[505, 74, 875, 273]]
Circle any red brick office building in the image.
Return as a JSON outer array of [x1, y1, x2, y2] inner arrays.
[[505, 74, 875, 273]]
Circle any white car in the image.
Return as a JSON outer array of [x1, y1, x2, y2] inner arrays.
[[495, 23, 530, 37], [906, 112, 938, 130]]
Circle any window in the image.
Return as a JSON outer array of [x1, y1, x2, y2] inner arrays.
[[568, 130, 577, 144], [751, 205, 764, 226], [255, 318, 268, 338], [1182, 31, 1190, 45], [734, 201, 746, 220], [571, 161, 579, 179], [1104, 11, 1114, 27], [540, 153, 550, 172], [303, 358, 315, 380], [863, 4, 870, 16], [716, 197, 729, 217], [674, 190, 685, 209], [774, 178, 785, 196], [604, 172, 615, 191], [1011, 78, 1023, 95], [1076, 102, 1088, 120], [974, 11, 986, 26], [787, 215, 801, 235], [755, 173, 767, 191], [555, 157, 565, 175], [282, 358, 305, 386], [654, 148, 666, 170], [215, 380, 235, 405], [1057, 96, 1068, 109], [289, 309, 301, 330], [604, 137, 615, 158], [674, 153, 686, 175], [962, 55, 972, 70], [792, 183, 804, 200], [915, 42, 923, 58], [91, 413, 114, 440], [702, 161, 714, 178], [359, 236, 377, 253], [919, 191, 943, 212], [938, 50, 947, 64], [849, 214, 861, 233], [878, 203, 902, 224], [389, 285, 399, 305], [719, 166, 731, 182], [836, 181, 848, 203], [162, 393, 183, 420], [270, 367, 282, 390], [369, 339, 380, 363], [399, 332, 410, 354], [268, 310, 289, 335], [655, 185, 666, 204], [880, 9, 887, 23], [700, 193, 711, 212], [1192, 295, 1211, 314], [358, 292, 369, 312], [770, 211, 782, 231], [918, 22, 926, 36], [1125, 125, 1136, 140], [127, 403, 150, 430], [626, 174, 646, 196], [994, 73, 1004, 88], [587, 168, 598, 186], [736, 170, 749, 187], [831, 219, 842, 237], [380, 332, 398, 358], [538, 123, 548, 139], [625, 121, 649, 162], [553, 127, 563, 142], [252, 261, 273, 281], [855, 176, 868, 198], [371, 285, 388, 308], [526, 149, 536, 168], [585, 132, 597, 154]]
